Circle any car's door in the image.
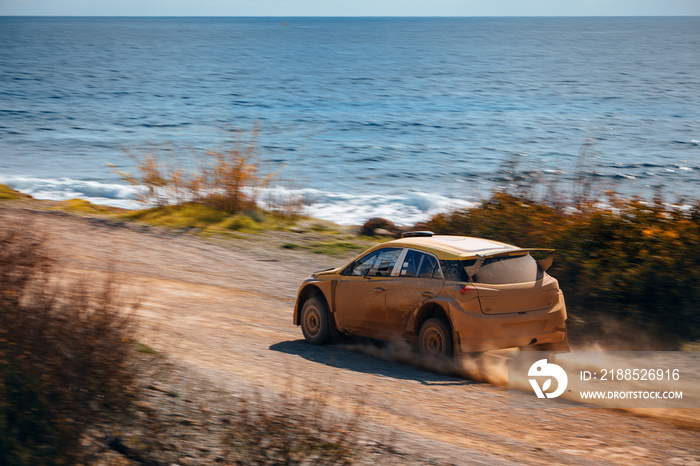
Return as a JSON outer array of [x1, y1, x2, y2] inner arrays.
[[334, 247, 402, 337], [385, 249, 444, 336]]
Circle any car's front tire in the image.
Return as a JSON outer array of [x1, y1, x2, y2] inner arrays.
[[300, 297, 333, 345], [418, 317, 453, 358]]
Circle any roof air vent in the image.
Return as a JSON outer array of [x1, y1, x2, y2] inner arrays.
[[401, 231, 435, 238]]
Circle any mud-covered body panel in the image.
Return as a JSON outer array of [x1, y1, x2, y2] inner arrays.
[[294, 235, 569, 353]]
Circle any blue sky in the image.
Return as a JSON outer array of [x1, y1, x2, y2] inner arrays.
[[2, 0, 700, 16]]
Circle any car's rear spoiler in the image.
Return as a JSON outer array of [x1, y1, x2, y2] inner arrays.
[[461, 248, 555, 278]]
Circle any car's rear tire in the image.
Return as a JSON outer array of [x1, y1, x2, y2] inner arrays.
[[418, 317, 453, 358], [300, 297, 333, 345]]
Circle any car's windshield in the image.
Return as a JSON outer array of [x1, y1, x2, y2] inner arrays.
[[347, 248, 402, 277], [470, 254, 542, 284]]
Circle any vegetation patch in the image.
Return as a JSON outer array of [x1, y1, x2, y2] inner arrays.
[[310, 222, 338, 233], [308, 240, 365, 256], [223, 388, 361, 465], [124, 203, 229, 228], [280, 239, 370, 257], [220, 213, 263, 232], [0, 184, 22, 200], [0, 215, 370, 465], [0, 217, 139, 465], [426, 192, 700, 343], [118, 126, 303, 219], [122, 203, 298, 236], [58, 198, 125, 215], [130, 340, 163, 357]]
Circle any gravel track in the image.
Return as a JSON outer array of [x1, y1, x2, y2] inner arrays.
[[4, 205, 699, 465]]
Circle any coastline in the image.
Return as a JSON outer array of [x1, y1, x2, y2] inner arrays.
[[0, 175, 479, 226], [0, 185, 391, 260]]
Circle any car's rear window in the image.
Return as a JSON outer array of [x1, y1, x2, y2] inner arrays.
[[472, 254, 541, 284], [441, 255, 543, 284]]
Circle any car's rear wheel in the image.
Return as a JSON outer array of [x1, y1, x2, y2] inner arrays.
[[300, 297, 333, 345], [418, 317, 453, 358]]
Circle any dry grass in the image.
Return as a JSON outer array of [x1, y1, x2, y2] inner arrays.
[[119, 126, 304, 219], [0, 216, 368, 464], [0, 184, 22, 200], [0, 217, 138, 465], [223, 386, 362, 465]]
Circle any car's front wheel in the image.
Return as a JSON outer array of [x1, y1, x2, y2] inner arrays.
[[418, 317, 453, 358], [300, 297, 333, 345]]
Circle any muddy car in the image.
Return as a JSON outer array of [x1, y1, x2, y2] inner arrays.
[[293, 232, 569, 357]]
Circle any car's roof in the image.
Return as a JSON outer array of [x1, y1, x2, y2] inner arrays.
[[384, 235, 520, 260]]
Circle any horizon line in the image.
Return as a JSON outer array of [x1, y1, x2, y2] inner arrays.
[[2, 14, 699, 18]]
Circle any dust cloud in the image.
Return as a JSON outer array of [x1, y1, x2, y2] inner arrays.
[[337, 338, 699, 429]]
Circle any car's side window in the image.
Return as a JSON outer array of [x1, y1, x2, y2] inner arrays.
[[417, 252, 441, 278], [400, 250, 441, 278], [348, 248, 401, 277], [441, 260, 468, 282]]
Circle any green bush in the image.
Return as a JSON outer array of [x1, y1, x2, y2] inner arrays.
[[125, 203, 229, 228], [426, 192, 700, 342]]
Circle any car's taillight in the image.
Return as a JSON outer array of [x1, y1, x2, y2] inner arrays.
[[460, 285, 473, 294]]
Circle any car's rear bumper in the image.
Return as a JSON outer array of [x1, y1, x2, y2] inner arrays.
[[452, 296, 568, 353]]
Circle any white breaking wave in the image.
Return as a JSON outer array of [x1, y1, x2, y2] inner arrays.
[[0, 175, 475, 226], [0, 175, 143, 210], [262, 186, 477, 226]]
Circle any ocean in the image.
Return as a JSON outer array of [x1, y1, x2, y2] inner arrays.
[[1, 17, 698, 225]]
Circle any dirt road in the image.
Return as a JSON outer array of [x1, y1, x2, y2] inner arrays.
[[4, 206, 699, 465]]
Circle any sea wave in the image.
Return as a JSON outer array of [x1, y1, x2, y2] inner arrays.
[[261, 187, 477, 226], [0, 175, 143, 210], [0, 175, 475, 226]]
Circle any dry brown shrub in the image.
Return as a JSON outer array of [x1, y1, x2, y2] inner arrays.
[[119, 126, 303, 218], [223, 386, 362, 465], [426, 190, 700, 343], [0, 218, 138, 465]]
